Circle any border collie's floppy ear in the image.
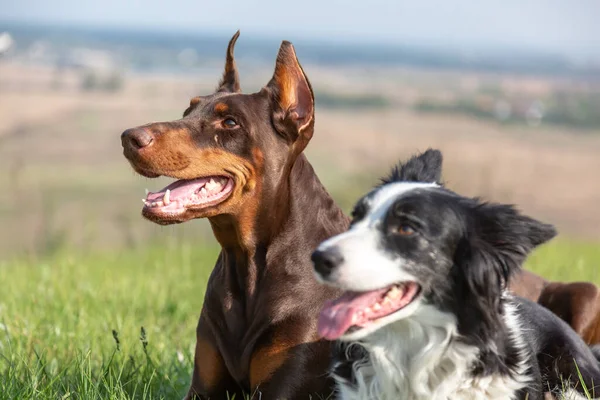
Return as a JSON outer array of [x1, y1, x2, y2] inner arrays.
[[459, 202, 556, 302], [455, 202, 556, 331], [473, 202, 557, 272], [381, 149, 443, 185]]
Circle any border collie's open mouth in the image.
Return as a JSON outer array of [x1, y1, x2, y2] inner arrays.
[[318, 282, 421, 340], [142, 176, 234, 218]]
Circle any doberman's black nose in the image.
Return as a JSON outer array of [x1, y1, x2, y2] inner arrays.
[[121, 127, 154, 150], [312, 248, 344, 278]]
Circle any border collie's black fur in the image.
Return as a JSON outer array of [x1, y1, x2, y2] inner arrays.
[[312, 149, 600, 400]]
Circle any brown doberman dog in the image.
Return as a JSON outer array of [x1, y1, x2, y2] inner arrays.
[[121, 32, 596, 399], [523, 273, 600, 345], [122, 31, 348, 399]]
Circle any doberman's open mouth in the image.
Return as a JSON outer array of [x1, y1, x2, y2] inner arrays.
[[143, 176, 234, 218]]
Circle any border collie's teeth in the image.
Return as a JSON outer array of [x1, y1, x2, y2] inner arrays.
[[373, 303, 382, 311], [200, 187, 207, 196], [156, 201, 164, 207], [163, 189, 170, 205], [388, 287, 400, 298], [142, 199, 147, 204]]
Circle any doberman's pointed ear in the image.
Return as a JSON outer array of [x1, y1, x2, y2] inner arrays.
[[217, 31, 241, 93], [265, 41, 315, 149]]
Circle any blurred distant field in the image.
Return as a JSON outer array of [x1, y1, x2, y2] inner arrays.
[[1, 60, 600, 257]]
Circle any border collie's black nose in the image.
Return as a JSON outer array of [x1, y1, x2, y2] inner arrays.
[[312, 248, 344, 278]]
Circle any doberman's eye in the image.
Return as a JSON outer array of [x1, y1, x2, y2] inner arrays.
[[222, 118, 238, 128], [397, 224, 415, 236]]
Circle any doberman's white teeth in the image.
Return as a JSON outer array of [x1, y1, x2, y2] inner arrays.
[[143, 199, 148, 205], [373, 303, 382, 311], [155, 201, 164, 207], [200, 187, 207, 196], [205, 178, 217, 191], [163, 189, 170, 205]]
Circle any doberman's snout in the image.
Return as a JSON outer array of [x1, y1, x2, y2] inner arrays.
[[312, 247, 344, 279], [121, 127, 154, 150]]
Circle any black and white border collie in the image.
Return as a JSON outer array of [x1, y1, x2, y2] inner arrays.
[[312, 149, 600, 400]]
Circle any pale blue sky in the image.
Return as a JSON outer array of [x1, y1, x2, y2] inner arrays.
[[3, 0, 599, 58]]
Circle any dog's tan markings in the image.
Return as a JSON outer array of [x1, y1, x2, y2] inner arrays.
[[210, 147, 263, 251], [568, 283, 600, 344], [189, 335, 226, 393], [214, 102, 229, 113], [134, 124, 253, 183], [538, 281, 600, 345], [583, 315, 600, 344], [249, 336, 291, 389], [190, 97, 201, 106], [246, 147, 263, 192]]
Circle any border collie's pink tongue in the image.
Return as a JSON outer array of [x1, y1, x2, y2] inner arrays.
[[318, 288, 388, 340], [317, 283, 420, 340]]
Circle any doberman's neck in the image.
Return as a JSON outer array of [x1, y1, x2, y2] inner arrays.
[[208, 154, 349, 301]]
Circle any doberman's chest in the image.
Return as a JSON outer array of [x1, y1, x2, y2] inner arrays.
[[203, 267, 294, 388]]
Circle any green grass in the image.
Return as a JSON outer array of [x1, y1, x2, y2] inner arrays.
[[0, 238, 599, 399], [0, 241, 219, 399], [527, 239, 600, 284]]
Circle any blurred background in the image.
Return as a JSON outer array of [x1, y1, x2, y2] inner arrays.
[[2, 1, 600, 398], [1, 0, 600, 257]]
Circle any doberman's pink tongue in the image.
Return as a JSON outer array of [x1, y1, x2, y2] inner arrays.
[[317, 288, 389, 340], [146, 178, 210, 203]]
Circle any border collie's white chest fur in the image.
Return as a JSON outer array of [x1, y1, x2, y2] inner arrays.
[[334, 304, 531, 400]]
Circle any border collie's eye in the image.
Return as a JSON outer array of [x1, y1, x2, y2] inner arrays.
[[398, 224, 415, 236], [351, 204, 366, 222], [222, 118, 238, 128]]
